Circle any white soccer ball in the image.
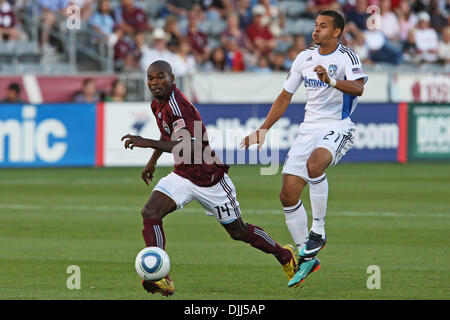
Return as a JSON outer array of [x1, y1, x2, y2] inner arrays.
[[135, 247, 170, 281]]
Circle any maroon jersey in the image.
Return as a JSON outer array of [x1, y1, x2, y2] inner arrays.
[[0, 2, 16, 29], [151, 85, 229, 187], [120, 6, 149, 32]]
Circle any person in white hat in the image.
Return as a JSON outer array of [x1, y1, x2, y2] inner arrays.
[[414, 11, 439, 62], [139, 28, 176, 72]]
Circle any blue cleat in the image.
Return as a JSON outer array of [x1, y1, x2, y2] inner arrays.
[[299, 231, 327, 258], [288, 257, 321, 288]]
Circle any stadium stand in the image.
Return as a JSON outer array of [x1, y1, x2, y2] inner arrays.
[[0, 0, 448, 102]]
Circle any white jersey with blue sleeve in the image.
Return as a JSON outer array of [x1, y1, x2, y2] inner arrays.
[[283, 44, 368, 124]]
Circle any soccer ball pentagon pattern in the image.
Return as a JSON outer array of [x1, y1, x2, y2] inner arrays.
[[135, 247, 170, 281]]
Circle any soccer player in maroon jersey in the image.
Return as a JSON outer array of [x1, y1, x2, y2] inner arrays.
[[121, 60, 298, 296]]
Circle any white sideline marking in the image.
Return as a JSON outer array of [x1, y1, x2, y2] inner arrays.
[[0, 203, 448, 218], [0, 177, 137, 185]]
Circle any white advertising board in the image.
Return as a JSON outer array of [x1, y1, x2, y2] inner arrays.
[[392, 73, 450, 103], [103, 102, 174, 166]]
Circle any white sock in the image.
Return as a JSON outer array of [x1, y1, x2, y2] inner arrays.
[[283, 199, 308, 252], [309, 174, 328, 238]]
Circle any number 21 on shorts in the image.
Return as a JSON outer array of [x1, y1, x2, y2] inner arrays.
[[323, 130, 341, 143]]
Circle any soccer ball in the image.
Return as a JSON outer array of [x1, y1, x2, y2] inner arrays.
[[135, 247, 170, 281]]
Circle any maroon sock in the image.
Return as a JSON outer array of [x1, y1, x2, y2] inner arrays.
[[142, 218, 165, 249], [245, 223, 291, 265]]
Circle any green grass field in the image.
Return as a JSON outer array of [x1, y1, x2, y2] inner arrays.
[[0, 163, 449, 300]]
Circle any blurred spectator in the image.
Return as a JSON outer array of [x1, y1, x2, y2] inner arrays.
[[411, 0, 428, 14], [203, 46, 228, 71], [270, 51, 288, 71], [364, 28, 403, 64], [167, 0, 198, 18], [414, 11, 439, 63], [73, 78, 100, 103], [113, 28, 139, 71], [69, 0, 93, 22], [2, 83, 23, 103], [291, 35, 307, 53], [395, 0, 418, 42], [220, 12, 251, 52], [235, 0, 252, 30], [246, 5, 276, 55], [353, 29, 372, 65], [0, 0, 21, 40], [283, 45, 299, 69], [429, 0, 447, 34], [114, 0, 152, 35], [345, 23, 373, 65], [379, 0, 401, 42], [402, 29, 418, 63], [37, 0, 70, 54], [224, 36, 246, 71], [139, 28, 176, 71], [105, 79, 127, 101], [256, 0, 283, 37], [171, 38, 197, 76], [346, 0, 370, 31], [253, 55, 272, 73], [307, 0, 341, 17], [438, 26, 450, 64], [164, 15, 183, 52], [200, 0, 233, 20], [89, 0, 116, 41], [186, 11, 210, 63]]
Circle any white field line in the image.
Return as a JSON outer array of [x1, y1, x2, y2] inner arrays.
[[0, 178, 138, 185], [0, 203, 448, 218]]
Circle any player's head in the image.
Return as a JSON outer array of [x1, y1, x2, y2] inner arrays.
[[313, 11, 345, 46], [147, 60, 174, 100]]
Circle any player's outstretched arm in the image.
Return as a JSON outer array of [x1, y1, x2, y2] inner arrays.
[[121, 134, 180, 153], [240, 89, 293, 150]]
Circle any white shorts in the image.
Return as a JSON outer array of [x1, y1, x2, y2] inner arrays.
[[282, 119, 356, 181], [153, 172, 241, 225]]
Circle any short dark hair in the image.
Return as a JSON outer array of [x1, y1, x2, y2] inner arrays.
[[319, 10, 345, 37], [148, 60, 173, 74], [8, 82, 20, 93]]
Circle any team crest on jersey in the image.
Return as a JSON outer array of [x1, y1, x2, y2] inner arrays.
[[162, 120, 171, 134], [328, 64, 337, 76]]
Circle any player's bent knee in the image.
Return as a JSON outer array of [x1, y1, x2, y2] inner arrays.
[[279, 191, 297, 207], [141, 205, 163, 220], [306, 160, 323, 179]]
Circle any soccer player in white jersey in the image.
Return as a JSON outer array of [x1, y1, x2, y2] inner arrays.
[[241, 10, 368, 287]]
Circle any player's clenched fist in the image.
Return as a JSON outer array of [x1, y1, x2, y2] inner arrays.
[[313, 65, 330, 84], [121, 134, 150, 149]]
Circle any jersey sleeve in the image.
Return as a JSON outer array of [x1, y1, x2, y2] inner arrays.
[[168, 94, 197, 142], [343, 51, 368, 83], [283, 53, 304, 94]]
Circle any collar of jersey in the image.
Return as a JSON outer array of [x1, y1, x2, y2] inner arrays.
[[318, 43, 340, 56]]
